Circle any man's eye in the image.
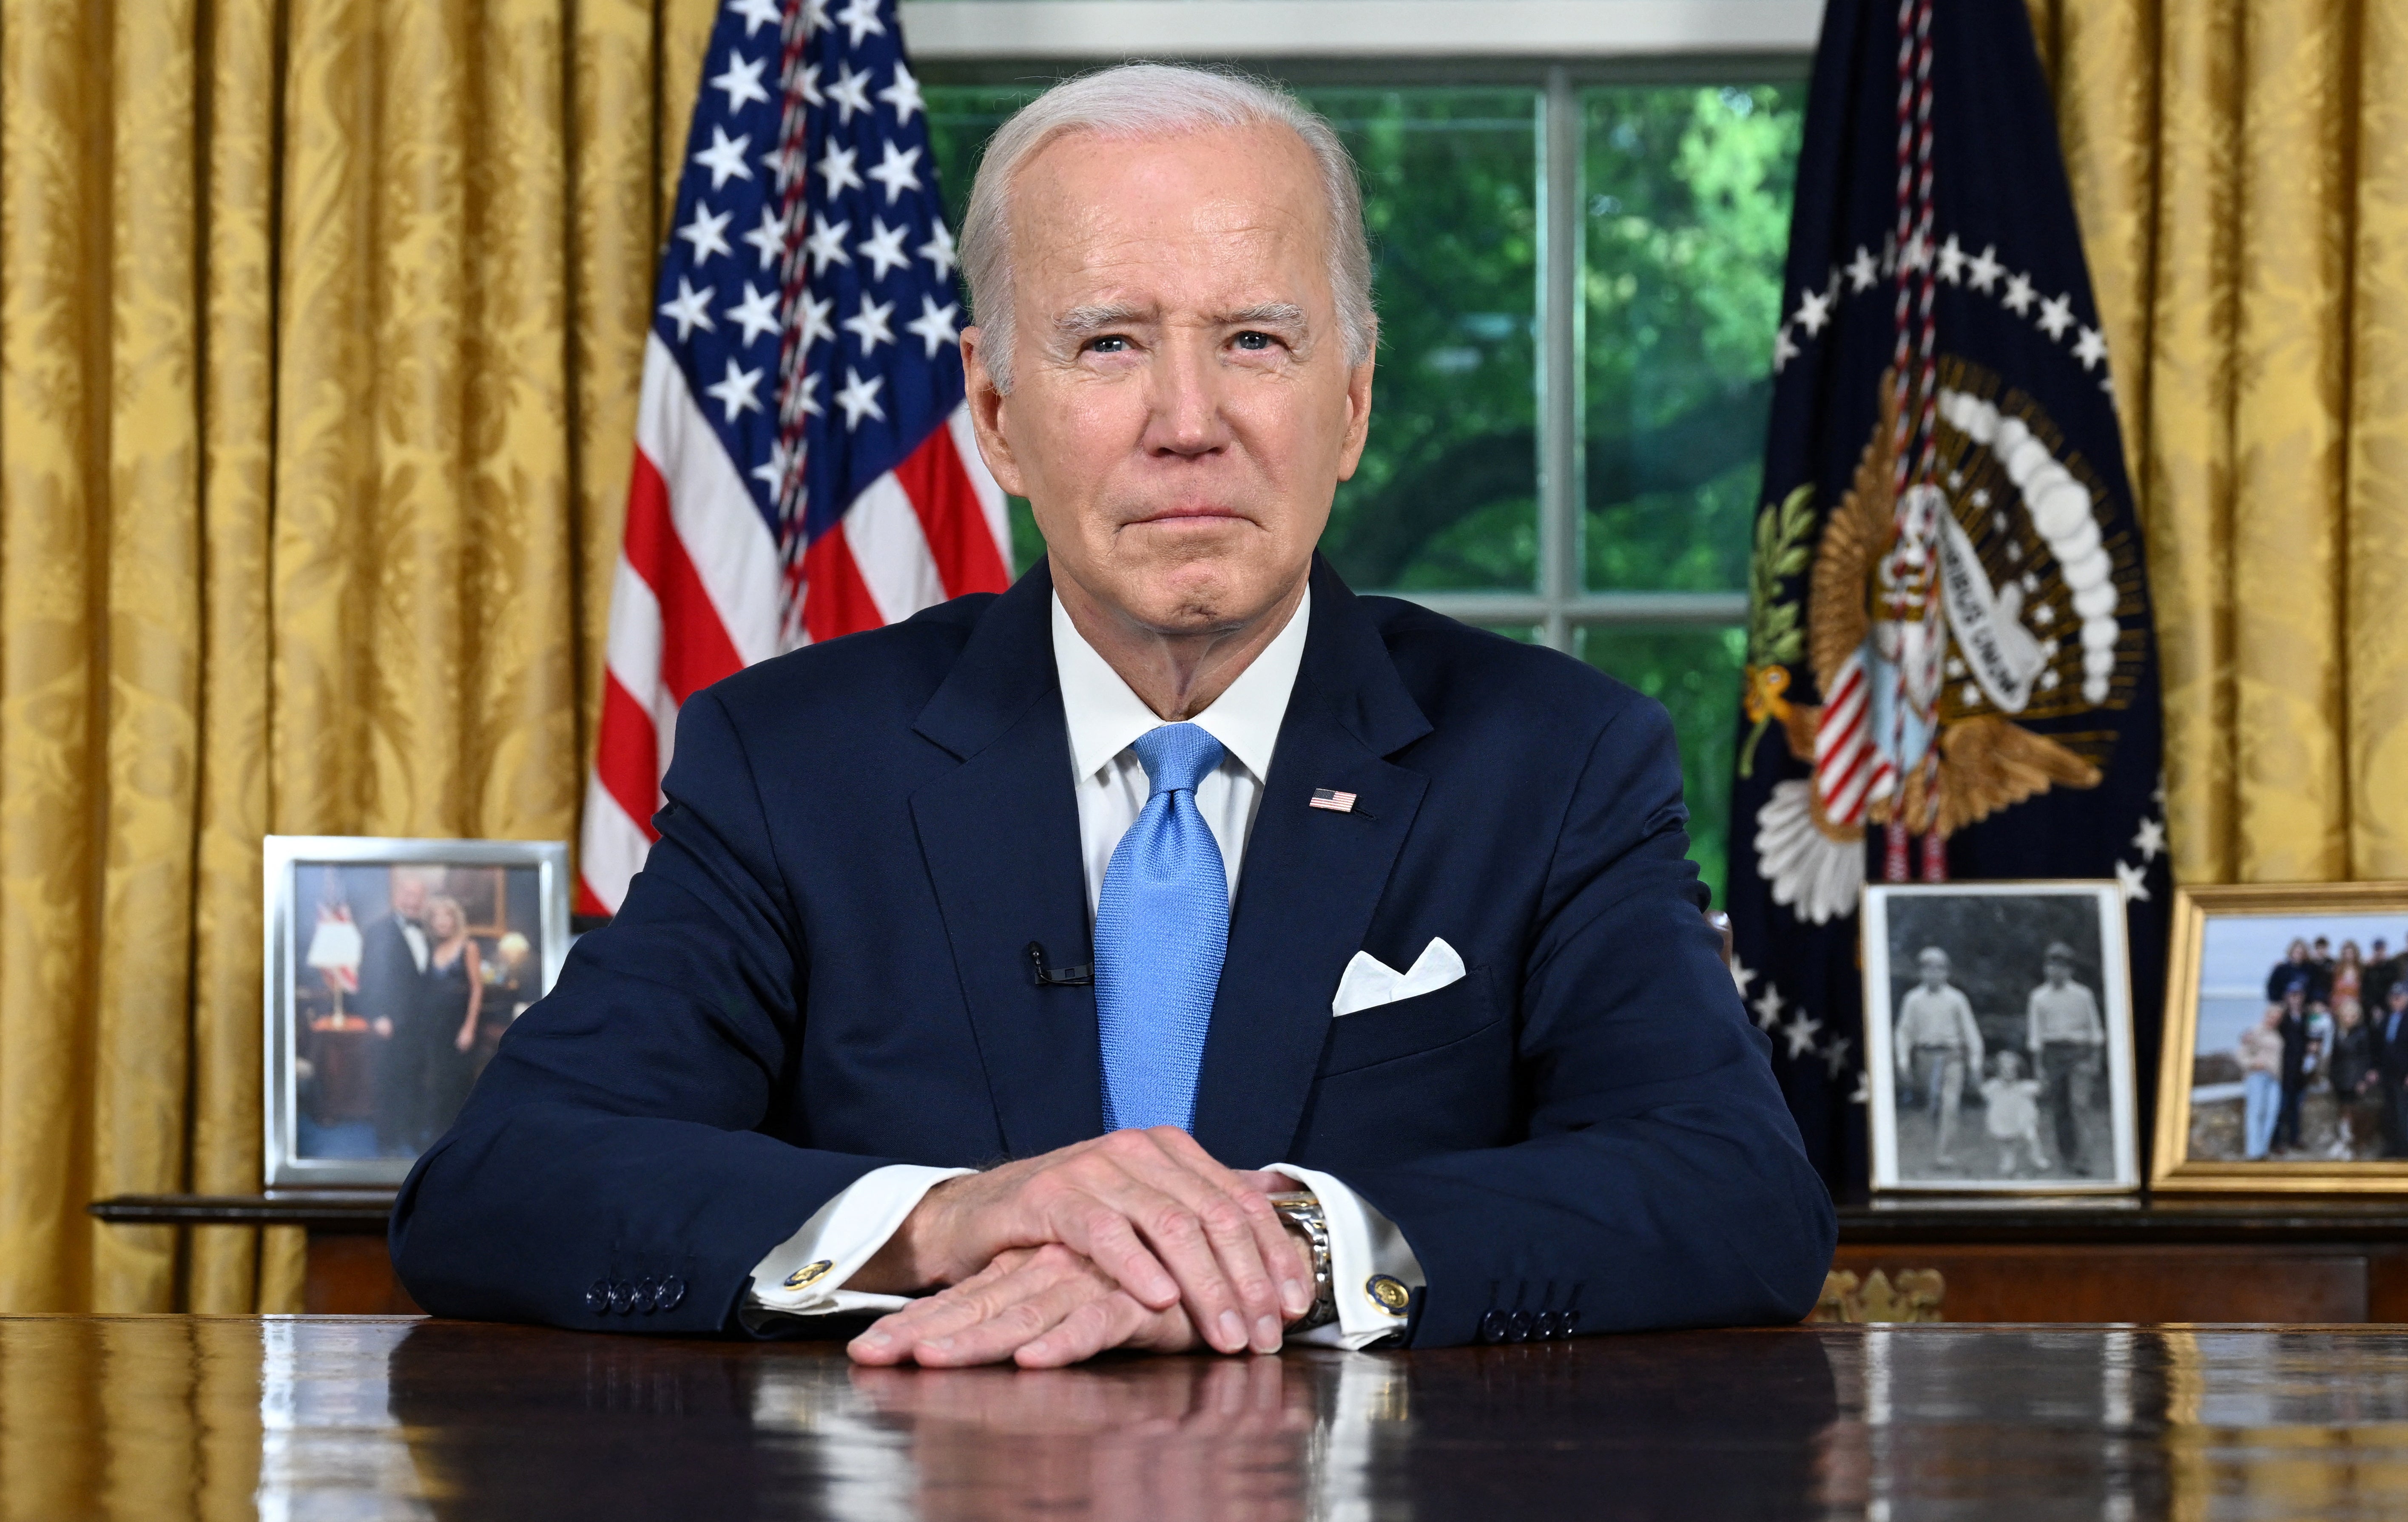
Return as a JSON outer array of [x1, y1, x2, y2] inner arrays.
[[1087, 336, 1129, 354], [1233, 331, 1273, 351]]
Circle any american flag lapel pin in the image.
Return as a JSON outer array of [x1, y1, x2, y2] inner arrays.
[[1309, 788, 1359, 814]]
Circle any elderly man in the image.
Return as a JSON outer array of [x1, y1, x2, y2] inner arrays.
[[391, 65, 1832, 1361]]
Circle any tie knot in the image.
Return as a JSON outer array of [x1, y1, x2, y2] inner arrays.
[[1131, 723, 1225, 798]]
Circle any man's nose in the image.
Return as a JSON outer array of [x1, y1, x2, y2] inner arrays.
[[1142, 338, 1229, 458]]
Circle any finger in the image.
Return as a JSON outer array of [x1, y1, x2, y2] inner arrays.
[[1059, 1174, 1253, 1353], [1096, 1132, 1294, 1349], [1125, 1133, 1311, 1324], [1012, 1290, 1161, 1369], [913, 1258, 1122, 1368], [848, 1249, 1052, 1363]]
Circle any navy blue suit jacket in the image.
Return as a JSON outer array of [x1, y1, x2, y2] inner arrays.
[[390, 557, 1835, 1343]]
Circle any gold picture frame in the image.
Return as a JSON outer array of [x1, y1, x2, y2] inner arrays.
[[2151, 881, 2408, 1193]]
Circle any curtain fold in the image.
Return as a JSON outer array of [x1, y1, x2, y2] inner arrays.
[[0, 0, 716, 1313], [2031, 0, 2408, 887]]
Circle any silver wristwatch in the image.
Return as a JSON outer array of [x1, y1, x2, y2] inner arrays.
[[1268, 1191, 1337, 1330]]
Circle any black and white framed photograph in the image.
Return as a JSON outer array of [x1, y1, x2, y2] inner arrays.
[[264, 836, 569, 1186], [1862, 881, 2139, 1193]]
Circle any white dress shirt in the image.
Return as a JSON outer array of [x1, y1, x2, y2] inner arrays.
[[745, 585, 1426, 1349]]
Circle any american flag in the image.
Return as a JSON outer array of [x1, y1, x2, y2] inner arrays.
[[578, 0, 1012, 915]]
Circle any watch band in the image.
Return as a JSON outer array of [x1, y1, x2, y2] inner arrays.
[[1268, 1191, 1337, 1331]]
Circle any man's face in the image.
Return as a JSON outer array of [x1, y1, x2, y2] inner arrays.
[[2045, 960, 2070, 987], [392, 877, 426, 920], [1919, 955, 1948, 989], [964, 123, 1375, 635]]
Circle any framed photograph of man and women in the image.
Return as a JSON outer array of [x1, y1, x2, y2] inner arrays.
[[2152, 882, 2408, 1193], [1862, 882, 2141, 1193], [263, 836, 570, 1186]]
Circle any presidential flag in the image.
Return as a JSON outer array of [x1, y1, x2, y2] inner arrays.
[[579, 0, 1011, 915], [1726, 0, 2171, 1188]]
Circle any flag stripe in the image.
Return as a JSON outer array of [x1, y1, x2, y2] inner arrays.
[[841, 473, 947, 627], [635, 339, 784, 669], [898, 415, 1012, 599], [619, 454, 747, 705], [946, 404, 1010, 562], [594, 670, 668, 843], [801, 521, 888, 645]]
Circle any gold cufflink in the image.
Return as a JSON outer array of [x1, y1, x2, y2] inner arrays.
[[783, 1259, 834, 1289], [1366, 1274, 1410, 1314]]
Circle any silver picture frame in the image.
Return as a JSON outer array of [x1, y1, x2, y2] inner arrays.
[[1862, 880, 2141, 1195], [263, 835, 570, 1187]]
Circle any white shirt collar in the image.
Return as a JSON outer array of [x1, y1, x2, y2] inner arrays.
[[1052, 583, 1311, 784]]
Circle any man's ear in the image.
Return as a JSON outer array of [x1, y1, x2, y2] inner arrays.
[[1334, 355, 1376, 482], [960, 327, 1027, 497]]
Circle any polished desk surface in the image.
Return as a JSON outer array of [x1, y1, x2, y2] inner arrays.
[[12, 1318, 2408, 1519]]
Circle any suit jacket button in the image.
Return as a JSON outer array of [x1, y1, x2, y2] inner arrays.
[[1532, 1310, 1558, 1340], [656, 1276, 686, 1312], [607, 1280, 634, 1315], [584, 1280, 610, 1314], [1507, 1310, 1534, 1343], [634, 1277, 659, 1312], [1478, 1310, 1509, 1343], [1558, 1309, 1580, 1336]]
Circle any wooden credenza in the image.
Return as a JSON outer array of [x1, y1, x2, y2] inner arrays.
[[90, 1192, 2408, 1324]]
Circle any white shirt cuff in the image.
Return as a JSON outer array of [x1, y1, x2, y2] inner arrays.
[[1265, 1163, 1425, 1350], [741, 1163, 973, 1331]]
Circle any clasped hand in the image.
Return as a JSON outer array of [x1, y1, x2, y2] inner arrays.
[[845, 1127, 1314, 1369]]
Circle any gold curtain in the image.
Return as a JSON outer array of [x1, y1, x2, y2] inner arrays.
[[0, 0, 717, 1314], [2028, 0, 2408, 885]]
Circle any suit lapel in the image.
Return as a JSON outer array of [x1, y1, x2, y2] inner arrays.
[[911, 562, 1104, 1160], [1189, 560, 1432, 1167]]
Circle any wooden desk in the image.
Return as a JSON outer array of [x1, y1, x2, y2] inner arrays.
[[8, 1316, 2408, 1517]]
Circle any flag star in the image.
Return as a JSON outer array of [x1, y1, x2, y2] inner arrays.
[[843, 294, 896, 354], [834, 366, 886, 429], [2133, 817, 2168, 862], [799, 290, 836, 349], [794, 62, 823, 109], [730, 0, 781, 34], [2113, 858, 2151, 903], [725, 281, 781, 346], [865, 140, 923, 204], [692, 126, 754, 189], [751, 437, 792, 496], [805, 213, 852, 274], [2075, 325, 2109, 371], [879, 61, 925, 124], [826, 62, 873, 124], [1900, 230, 1931, 272], [1822, 1036, 1853, 1081], [1782, 1010, 1823, 1060], [918, 219, 958, 280], [656, 276, 716, 341], [2038, 293, 2076, 340], [835, 0, 885, 46], [815, 140, 863, 196], [1794, 285, 1833, 336], [905, 294, 961, 358], [2002, 272, 2038, 315], [1847, 245, 1880, 291], [1849, 1071, 1870, 1106], [1967, 243, 2004, 292], [1771, 326, 1800, 372], [703, 358, 765, 422], [742, 206, 786, 268], [858, 217, 912, 280], [1729, 952, 1757, 998], [709, 50, 770, 113], [1751, 982, 1785, 1031], [676, 202, 733, 266], [1937, 233, 1967, 284]]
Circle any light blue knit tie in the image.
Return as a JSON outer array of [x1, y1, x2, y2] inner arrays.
[[1095, 723, 1229, 1133]]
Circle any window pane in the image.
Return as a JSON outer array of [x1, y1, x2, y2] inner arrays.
[[1578, 625, 1746, 909], [1299, 88, 1541, 595], [1583, 85, 1802, 593]]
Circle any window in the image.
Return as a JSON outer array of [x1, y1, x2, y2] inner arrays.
[[924, 56, 1804, 906]]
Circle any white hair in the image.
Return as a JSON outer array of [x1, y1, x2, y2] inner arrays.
[[958, 64, 1377, 392]]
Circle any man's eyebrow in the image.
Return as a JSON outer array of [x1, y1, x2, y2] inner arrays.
[[1219, 302, 1308, 329], [1053, 303, 1154, 341]]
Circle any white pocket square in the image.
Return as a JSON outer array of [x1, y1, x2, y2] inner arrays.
[[1331, 937, 1466, 1017]]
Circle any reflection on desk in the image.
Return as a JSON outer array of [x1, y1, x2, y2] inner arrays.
[[7, 1318, 2408, 1518]]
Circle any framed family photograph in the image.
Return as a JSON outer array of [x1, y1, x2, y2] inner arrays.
[[263, 836, 571, 1187], [1862, 882, 2140, 1193], [2151, 881, 2408, 1193]]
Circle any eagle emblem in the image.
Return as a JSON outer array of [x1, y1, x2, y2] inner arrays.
[[1744, 361, 2135, 923]]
